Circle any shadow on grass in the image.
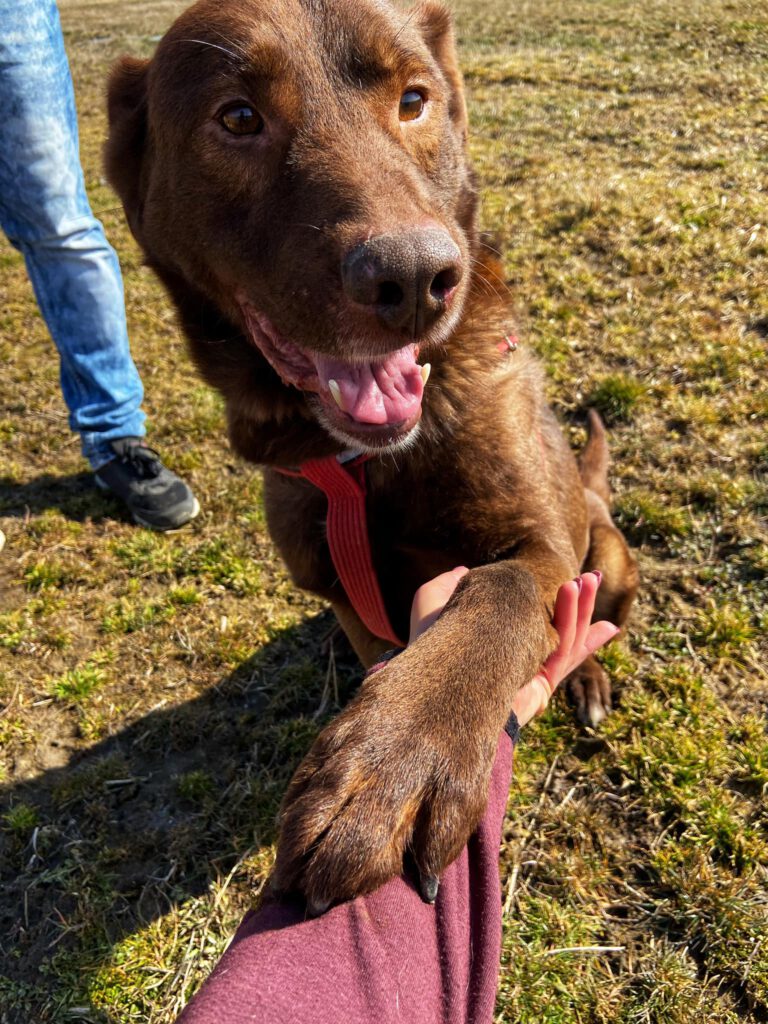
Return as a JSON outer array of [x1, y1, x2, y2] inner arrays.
[[0, 472, 132, 526], [0, 610, 361, 1022]]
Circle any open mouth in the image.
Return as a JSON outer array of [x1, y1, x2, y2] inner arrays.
[[240, 303, 430, 447]]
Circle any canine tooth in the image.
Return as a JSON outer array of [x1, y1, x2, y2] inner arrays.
[[328, 379, 344, 410], [420, 363, 431, 386]]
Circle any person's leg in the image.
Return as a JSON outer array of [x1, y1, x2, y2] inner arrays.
[[175, 733, 514, 1024], [0, 0, 146, 470], [0, 0, 199, 529]]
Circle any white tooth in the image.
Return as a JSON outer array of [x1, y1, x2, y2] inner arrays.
[[420, 363, 431, 386], [328, 379, 344, 410]]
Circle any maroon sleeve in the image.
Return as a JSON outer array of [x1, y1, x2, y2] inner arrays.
[[176, 733, 513, 1024]]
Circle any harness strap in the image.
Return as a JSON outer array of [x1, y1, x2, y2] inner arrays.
[[284, 456, 404, 648]]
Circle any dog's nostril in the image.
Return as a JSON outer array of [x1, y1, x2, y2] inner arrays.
[[430, 266, 461, 302], [377, 281, 405, 308], [342, 230, 462, 333]]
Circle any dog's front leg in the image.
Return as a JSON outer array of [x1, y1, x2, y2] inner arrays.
[[329, 598, 393, 668], [273, 549, 573, 911]]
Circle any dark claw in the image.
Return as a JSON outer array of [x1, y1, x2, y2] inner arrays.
[[420, 874, 440, 904], [307, 897, 331, 917]]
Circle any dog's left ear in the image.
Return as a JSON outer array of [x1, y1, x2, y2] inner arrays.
[[415, 1, 468, 140], [104, 56, 151, 241]]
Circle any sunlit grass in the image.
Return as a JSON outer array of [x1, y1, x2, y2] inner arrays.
[[0, 0, 766, 1021]]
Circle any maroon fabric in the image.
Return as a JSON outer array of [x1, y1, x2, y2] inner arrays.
[[176, 734, 513, 1024]]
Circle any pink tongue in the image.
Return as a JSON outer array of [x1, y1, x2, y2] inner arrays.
[[314, 344, 424, 425]]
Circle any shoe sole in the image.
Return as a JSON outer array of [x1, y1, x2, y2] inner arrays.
[[95, 475, 201, 532], [132, 496, 201, 532]]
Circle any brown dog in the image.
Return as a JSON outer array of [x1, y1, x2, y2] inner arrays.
[[106, 0, 638, 911]]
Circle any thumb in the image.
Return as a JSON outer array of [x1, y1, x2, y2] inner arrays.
[[409, 566, 469, 642]]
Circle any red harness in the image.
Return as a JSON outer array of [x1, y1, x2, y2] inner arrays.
[[274, 334, 519, 648], [274, 454, 403, 646]]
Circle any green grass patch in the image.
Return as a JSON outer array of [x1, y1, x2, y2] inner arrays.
[[49, 662, 107, 703], [693, 601, 756, 665], [615, 490, 692, 544], [101, 594, 178, 634], [177, 539, 263, 595], [22, 559, 74, 591], [176, 769, 215, 804], [588, 373, 647, 423], [3, 802, 39, 834]]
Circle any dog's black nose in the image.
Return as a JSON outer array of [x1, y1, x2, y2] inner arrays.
[[341, 229, 463, 335]]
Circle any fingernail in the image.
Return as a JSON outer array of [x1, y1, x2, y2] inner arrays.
[[420, 875, 440, 904], [574, 575, 583, 592], [594, 570, 602, 586]]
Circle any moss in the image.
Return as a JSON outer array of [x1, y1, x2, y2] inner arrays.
[[588, 374, 647, 423], [22, 559, 74, 591], [693, 601, 757, 665], [615, 490, 692, 544]]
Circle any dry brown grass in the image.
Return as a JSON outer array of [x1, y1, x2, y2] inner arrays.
[[1, 1, 767, 1021]]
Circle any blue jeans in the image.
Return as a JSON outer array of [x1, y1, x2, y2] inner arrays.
[[0, 0, 146, 469]]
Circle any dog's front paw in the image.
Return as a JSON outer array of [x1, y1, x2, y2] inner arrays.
[[272, 671, 495, 912], [567, 653, 613, 727]]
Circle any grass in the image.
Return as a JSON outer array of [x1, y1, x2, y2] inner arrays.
[[49, 662, 107, 703], [0, 0, 767, 1021], [588, 374, 648, 424]]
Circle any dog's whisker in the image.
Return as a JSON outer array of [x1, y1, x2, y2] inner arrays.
[[133, 296, 246, 348], [207, 26, 251, 59], [176, 38, 245, 63], [469, 256, 509, 301], [479, 239, 503, 258], [392, 11, 417, 46], [469, 253, 507, 281], [476, 261, 510, 292], [468, 263, 504, 303], [469, 270, 496, 296]]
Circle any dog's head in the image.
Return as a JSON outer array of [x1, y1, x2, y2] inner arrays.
[[106, 0, 476, 452]]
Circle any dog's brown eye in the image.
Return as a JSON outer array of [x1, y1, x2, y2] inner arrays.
[[219, 103, 264, 136], [399, 90, 425, 122]]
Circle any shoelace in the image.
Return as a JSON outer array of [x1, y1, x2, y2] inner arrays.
[[115, 443, 164, 480]]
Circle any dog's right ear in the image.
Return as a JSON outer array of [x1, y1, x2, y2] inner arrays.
[[105, 56, 150, 239]]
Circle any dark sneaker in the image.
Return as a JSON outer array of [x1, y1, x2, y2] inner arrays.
[[94, 438, 200, 531]]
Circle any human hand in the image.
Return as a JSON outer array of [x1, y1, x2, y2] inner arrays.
[[409, 568, 619, 727]]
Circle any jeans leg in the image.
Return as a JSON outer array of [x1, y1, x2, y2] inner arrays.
[[0, 0, 145, 469]]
